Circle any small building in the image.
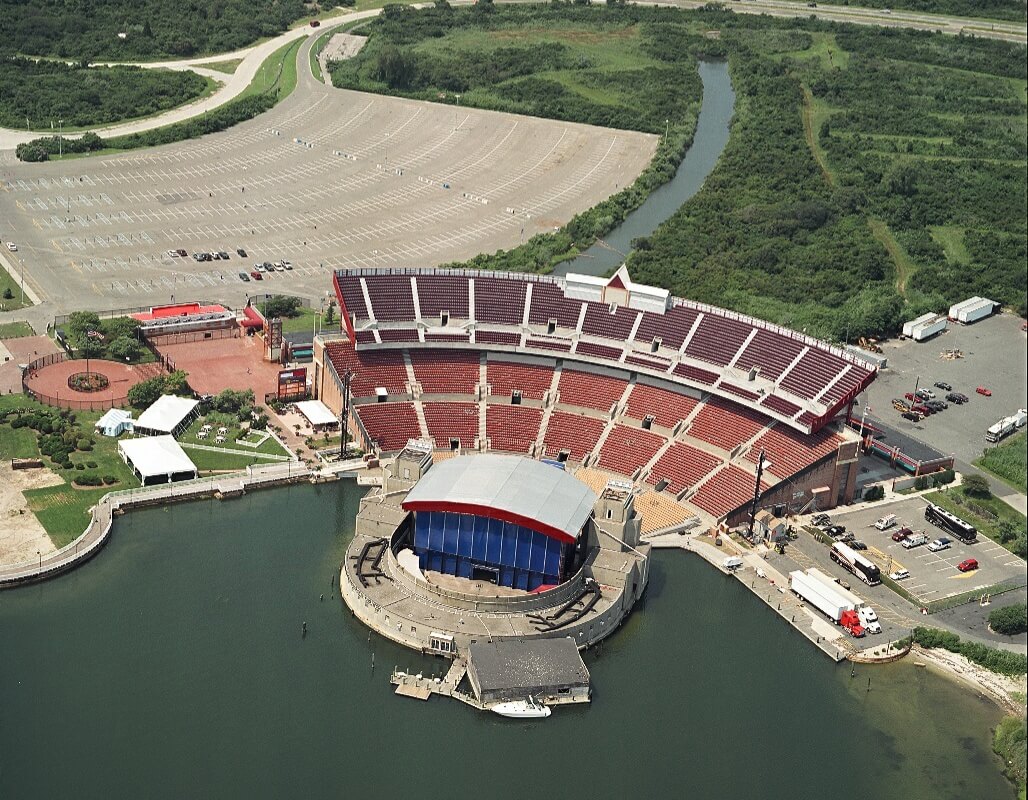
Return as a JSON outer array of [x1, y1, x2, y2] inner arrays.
[[118, 436, 198, 485], [466, 637, 591, 705], [134, 394, 200, 437], [94, 408, 133, 437], [754, 509, 788, 543], [294, 399, 338, 431]]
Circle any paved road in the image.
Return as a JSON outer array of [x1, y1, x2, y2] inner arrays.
[[0, 0, 1023, 152]]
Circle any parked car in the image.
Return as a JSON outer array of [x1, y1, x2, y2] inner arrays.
[[840, 533, 856, 544], [957, 558, 979, 572], [893, 399, 911, 412], [901, 411, 924, 422], [946, 392, 968, 404], [851, 540, 868, 551], [926, 400, 948, 412], [892, 527, 913, 542], [889, 568, 910, 581], [934, 381, 952, 391], [237, 248, 248, 258], [165, 249, 179, 258], [250, 270, 263, 281], [875, 514, 897, 530], [976, 386, 992, 396], [916, 388, 935, 400], [217, 251, 230, 260], [904, 392, 916, 402], [5, 242, 17, 251], [902, 533, 928, 549], [927, 537, 951, 552], [282, 260, 293, 270], [826, 525, 846, 537], [238, 272, 250, 282], [812, 513, 831, 527]]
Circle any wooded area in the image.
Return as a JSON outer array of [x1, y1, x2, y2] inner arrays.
[[0, 57, 209, 129], [0, 0, 316, 60], [339, 4, 1024, 340]]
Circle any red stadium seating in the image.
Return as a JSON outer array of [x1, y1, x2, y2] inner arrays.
[[544, 411, 607, 462], [423, 402, 479, 449], [379, 329, 419, 343], [582, 304, 639, 340], [684, 314, 751, 367], [760, 394, 802, 418], [364, 274, 415, 320], [486, 405, 543, 454], [416, 274, 469, 319], [634, 304, 699, 351], [624, 383, 699, 429], [527, 281, 583, 329], [474, 276, 527, 326], [335, 272, 368, 320], [326, 342, 408, 399], [557, 368, 628, 412], [576, 341, 624, 360], [745, 425, 842, 479], [526, 337, 572, 352], [597, 424, 664, 476], [410, 349, 479, 395], [487, 359, 553, 400], [355, 402, 421, 452], [646, 442, 723, 495], [688, 397, 768, 452], [733, 329, 804, 380], [691, 465, 768, 518], [476, 331, 521, 346]]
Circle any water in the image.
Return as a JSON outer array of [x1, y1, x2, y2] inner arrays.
[[556, 60, 736, 278], [0, 482, 1012, 799]]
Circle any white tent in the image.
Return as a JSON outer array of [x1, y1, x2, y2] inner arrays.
[[94, 408, 133, 437], [119, 436, 198, 485], [134, 395, 199, 437], [295, 399, 338, 428]]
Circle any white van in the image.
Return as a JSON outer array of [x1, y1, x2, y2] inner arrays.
[[901, 532, 928, 549], [875, 514, 897, 531]]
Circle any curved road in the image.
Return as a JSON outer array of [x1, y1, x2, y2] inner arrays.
[[0, 0, 1024, 151]]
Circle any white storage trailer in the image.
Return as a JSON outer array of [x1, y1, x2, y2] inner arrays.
[[948, 296, 997, 324], [902, 313, 936, 338], [909, 315, 947, 342], [790, 570, 855, 622], [806, 567, 866, 608]]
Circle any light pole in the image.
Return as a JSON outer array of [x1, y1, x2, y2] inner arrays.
[[747, 450, 772, 540], [37, 550, 41, 571], [340, 369, 353, 460], [59, 119, 63, 159]]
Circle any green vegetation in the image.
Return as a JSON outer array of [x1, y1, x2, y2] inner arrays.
[[203, 58, 244, 75], [0, 321, 35, 339], [978, 432, 1028, 494], [126, 369, 190, 408], [0, 0, 313, 60], [256, 296, 327, 334], [184, 447, 280, 473], [0, 265, 31, 311], [16, 37, 302, 162], [927, 487, 1028, 557], [0, 58, 211, 130], [60, 311, 152, 363], [846, 0, 1025, 22], [362, 6, 1025, 340], [912, 626, 1027, 676], [994, 716, 1027, 800], [989, 604, 1028, 636]]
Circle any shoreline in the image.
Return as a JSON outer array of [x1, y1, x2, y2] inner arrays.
[[909, 643, 1027, 718]]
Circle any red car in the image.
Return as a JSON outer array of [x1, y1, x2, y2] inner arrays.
[[892, 527, 913, 542], [976, 386, 992, 396], [957, 558, 979, 572], [250, 270, 263, 281]]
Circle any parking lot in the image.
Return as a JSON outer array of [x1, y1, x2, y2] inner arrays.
[[861, 313, 1028, 464], [0, 82, 655, 313], [821, 496, 1025, 606]]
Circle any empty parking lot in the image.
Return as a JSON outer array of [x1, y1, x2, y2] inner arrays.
[[0, 72, 655, 312]]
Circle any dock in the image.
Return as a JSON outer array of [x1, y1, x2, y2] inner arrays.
[[390, 659, 483, 708]]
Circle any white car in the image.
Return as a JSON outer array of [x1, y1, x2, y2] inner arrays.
[[889, 569, 910, 581], [5, 242, 17, 251]]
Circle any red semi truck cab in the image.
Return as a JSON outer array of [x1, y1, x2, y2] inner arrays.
[[839, 610, 866, 638]]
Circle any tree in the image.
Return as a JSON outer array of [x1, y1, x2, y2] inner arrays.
[[988, 604, 1027, 636], [78, 336, 106, 359], [262, 295, 302, 319], [127, 376, 165, 408], [105, 316, 141, 340], [66, 311, 101, 340], [163, 370, 190, 395], [324, 300, 336, 325], [962, 474, 991, 498], [107, 335, 140, 362], [2, 288, 12, 300]]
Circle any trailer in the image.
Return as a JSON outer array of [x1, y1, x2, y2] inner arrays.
[[829, 542, 882, 585], [806, 567, 866, 608], [909, 315, 947, 342], [790, 570, 854, 622], [948, 296, 997, 325], [902, 313, 936, 338]]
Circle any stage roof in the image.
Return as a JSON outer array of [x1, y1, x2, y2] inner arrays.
[[402, 455, 596, 543], [118, 436, 197, 479], [295, 400, 337, 427]]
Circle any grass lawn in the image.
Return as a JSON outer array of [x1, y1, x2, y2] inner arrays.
[[238, 37, 301, 102], [204, 58, 244, 75], [184, 448, 283, 473], [0, 320, 35, 339], [976, 431, 1028, 494], [179, 415, 291, 459], [926, 488, 1027, 555], [929, 225, 970, 264], [0, 420, 39, 459], [0, 265, 32, 311], [262, 305, 323, 335]]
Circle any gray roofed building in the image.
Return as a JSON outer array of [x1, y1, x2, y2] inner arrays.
[[466, 637, 590, 704]]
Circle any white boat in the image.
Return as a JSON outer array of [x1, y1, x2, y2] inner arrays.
[[491, 696, 551, 719]]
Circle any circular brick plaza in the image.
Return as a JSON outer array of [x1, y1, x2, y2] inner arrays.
[[24, 357, 159, 410]]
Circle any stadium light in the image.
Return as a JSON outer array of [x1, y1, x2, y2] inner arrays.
[[746, 449, 772, 540]]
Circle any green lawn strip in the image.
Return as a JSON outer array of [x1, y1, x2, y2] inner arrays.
[[203, 58, 244, 75], [185, 447, 275, 473], [0, 265, 32, 311], [925, 488, 1027, 555], [238, 37, 302, 102], [0, 320, 35, 338], [867, 218, 917, 296], [975, 431, 1028, 494], [179, 416, 291, 458], [0, 423, 39, 459], [928, 224, 971, 264]]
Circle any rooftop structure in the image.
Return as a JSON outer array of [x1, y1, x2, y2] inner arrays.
[[402, 454, 596, 544], [466, 637, 591, 704], [294, 399, 337, 428], [118, 436, 198, 484], [134, 395, 200, 437]]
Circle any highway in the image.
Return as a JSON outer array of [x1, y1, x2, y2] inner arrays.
[[0, 0, 1024, 153]]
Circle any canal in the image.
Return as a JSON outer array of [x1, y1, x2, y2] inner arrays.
[[555, 59, 735, 278], [0, 482, 1011, 799]]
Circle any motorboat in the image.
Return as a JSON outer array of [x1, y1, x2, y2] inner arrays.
[[490, 696, 551, 719]]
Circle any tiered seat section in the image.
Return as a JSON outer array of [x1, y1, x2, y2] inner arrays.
[[691, 465, 768, 519], [688, 397, 768, 453], [527, 281, 583, 329], [597, 424, 665, 477], [487, 359, 552, 400], [733, 329, 804, 380], [624, 383, 699, 429], [364, 274, 415, 321], [416, 275, 469, 319], [355, 402, 421, 452], [486, 405, 543, 454], [557, 369, 628, 413], [476, 331, 521, 346], [761, 394, 802, 418], [410, 349, 479, 395], [745, 426, 842, 479], [633, 304, 699, 352], [646, 442, 723, 495], [335, 272, 369, 320], [543, 412, 607, 462], [423, 402, 479, 448], [780, 349, 856, 402], [582, 304, 639, 341], [474, 276, 527, 326], [379, 329, 419, 343], [576, 341, 624, 361], [684, 314, 752, 367], [326, 343, 408, 398]]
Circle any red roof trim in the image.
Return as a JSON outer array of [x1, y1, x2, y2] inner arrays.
[[401, 499, 578, 544]]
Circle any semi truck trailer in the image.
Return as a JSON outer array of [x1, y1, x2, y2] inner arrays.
[[789, 570, 865, 637]]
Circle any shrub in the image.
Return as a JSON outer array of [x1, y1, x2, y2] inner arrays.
[[86, 461, 98, 469], [75, 462, 85, 470], [102, 475, 118, 485], [914, 626, 1027, 676], [863, 485, 885, 501], [914, 476, 929, 490], [962, 474, 992, 498], [989, 604, 1028, 636], [73, 474, 103, 486], [933, 468, 955, 486], [76, 438, 93, 451]]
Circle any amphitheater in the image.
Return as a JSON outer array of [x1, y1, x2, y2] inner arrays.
[[313, 266, 874, 534]]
